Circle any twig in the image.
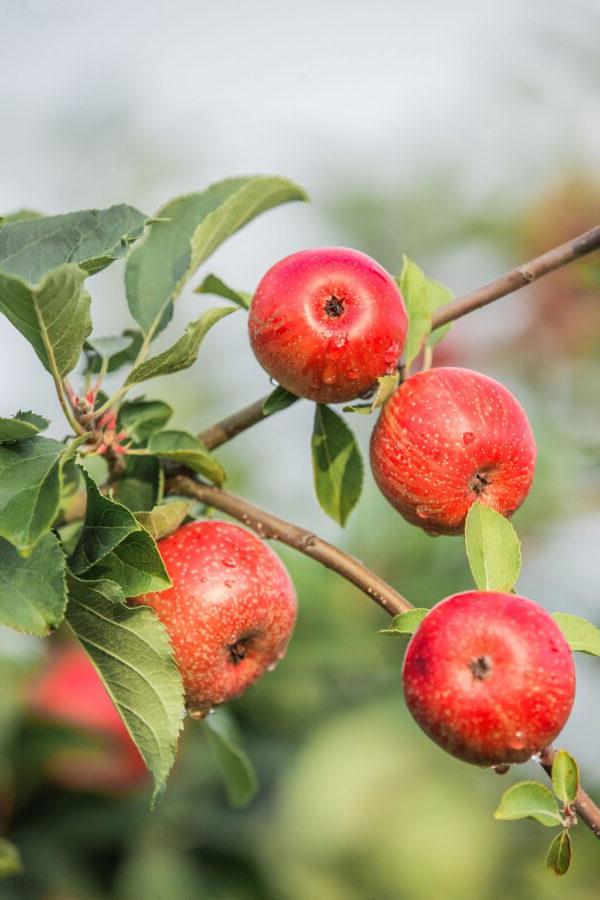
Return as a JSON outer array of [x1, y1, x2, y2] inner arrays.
[[539, 746, 600, 839], [198, 224, 600, 451], [166, 474, 411, 616], [431, 224, 600, 329]]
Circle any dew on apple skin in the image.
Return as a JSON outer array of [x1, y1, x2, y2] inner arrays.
[[224, 579, 234, 588], [222, 557, 237, 568], [492, 764, 511, 775], [462, 431, 475, 445], [415, 505, 429, 519], [508, 731, 525, 751], [322, 364, 337, 385]]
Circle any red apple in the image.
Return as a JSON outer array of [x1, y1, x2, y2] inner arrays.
[[402, 591, 576, 766], [370, 367, 537, 535], [27, 644, 148, 793], [248, 247, 408, 404], [131, 520, 297, 716]]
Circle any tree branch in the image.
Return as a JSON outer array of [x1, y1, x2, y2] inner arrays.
[[198, 224, 600, 451], [166, 472, 600, 841], [166, 474, 411, 616], [431, 224, 600, 329]]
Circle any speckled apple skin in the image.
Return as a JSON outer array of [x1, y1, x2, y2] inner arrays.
[[131, 521, 297, 714], [370, 367, 537, 535], [248, 247, 408, 404], [402, 591, 576, 767]]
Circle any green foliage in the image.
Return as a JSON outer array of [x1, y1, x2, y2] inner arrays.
[[0, 410, 49, 442], [546, 830, 572, 876], [70, 473, 170, 596], [145, 431, 225, 485], [343, 373, 399, 415], [0, 434, 79, 554], [0, 533, 66, 636], [551, 750, 579, 805], [0, 204, 146, 281], [126, 306, 236, 384], [552, 613, 600, 655], [84, 331, 143, 374], [0, 838, 23, 878], [135, 501, 191, 541], [379, 608, 429, 636], [464, 501, 521, 592], [398, 255, 454, 369], [0, 264, 92, 376], [196, 273, 252, 309], [66, 574, 185, 802], [203, 710, 259, 808], [112, 456, 164, 513], [494, 781, 562, 827], [118, 398, 173, 443], [125, 175, 307, 336], [311, 405, 363, 526], [262, 385, 299, 415]]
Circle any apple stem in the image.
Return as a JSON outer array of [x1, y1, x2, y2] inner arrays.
[[539, 748, 600, 839], [198, 223, 600, 452]]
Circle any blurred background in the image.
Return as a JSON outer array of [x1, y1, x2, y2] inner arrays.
[[1, 0, 599, 897]]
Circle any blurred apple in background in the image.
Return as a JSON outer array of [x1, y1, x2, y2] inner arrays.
[[26, 643, 148, 794]]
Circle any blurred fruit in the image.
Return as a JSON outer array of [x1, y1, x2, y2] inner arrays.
[[131, 520, 297, 716], [248, 247, 407, 403], [27, 644, 148, 793], [402, 591, 576, 766], [370, 367, 537, 535]]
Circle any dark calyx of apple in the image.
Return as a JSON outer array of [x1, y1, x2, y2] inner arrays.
[[324, 295, 345, 318]]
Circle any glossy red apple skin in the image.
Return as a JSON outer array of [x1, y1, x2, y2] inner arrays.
[[370, 367, 537, 535], [248, 247, 408, 404], [27, 644, 148, 793], [131, 520, 297, 715], [402, 591, 576, 766]]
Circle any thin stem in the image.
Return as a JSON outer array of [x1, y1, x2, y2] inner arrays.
[[166, 474, 412, 616], [92, 327, 155, 419], [166, 474, 600, 841], [55, 377, 85, 435], [198, 223, 600, 452], [539, 746, 600, 839]]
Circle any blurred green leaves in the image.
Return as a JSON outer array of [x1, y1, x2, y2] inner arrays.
[[0, 533, 66, 636]]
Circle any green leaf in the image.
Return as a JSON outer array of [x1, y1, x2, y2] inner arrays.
[[343, 373, 400, 415], [552, 750, 579, 805], [261, 385, 300, 416], [135, 501, 190, 541], [0, 208, 43, 226], [196, 273, 251, 309], [203, 709, 259, 808], [84, 329, 143, 375], [552, 613, 600, 656], [125, 175, 307, 336], [546, 830, 572, 876], [66, 574, 184, 803], [311, 405, 363, 526], [70, 472, 170, 596], [0, 838, 23, 878], [380, 608, 429, 636], [118, 399, 173, 443], [0, 204, 147, 282], [494, 781, 562, 827], [126, 306, 236, 385], [112, 456, 164, 513], [0, 435, 75, 554], [145, 431, 226, 486], [0, 410, 49, 442], [464, 500, 521, 592], [0, 533, 66, 636], [398, 256, 454, 368], [0, 264, 92, 376]]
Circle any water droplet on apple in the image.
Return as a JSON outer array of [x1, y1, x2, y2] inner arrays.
[[416, 504, 429, 519], [266, 662, 278, 672], [508, 731, 525, 751], [224, 579, 234, 588], [383, 344, 399, 366], [462, 431, 475, 445], [492, 764, 511, 775], [331, 334, 347, 350], [222, 557, 237, 568]]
